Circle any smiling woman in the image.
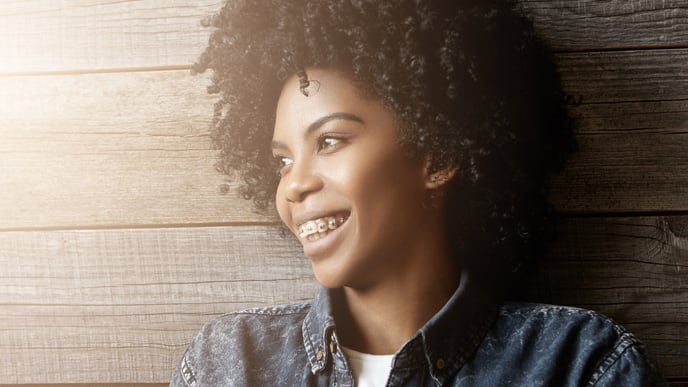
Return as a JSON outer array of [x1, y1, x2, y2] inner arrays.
[[273, 70, 437, 292], [170, 0, 668, 386]]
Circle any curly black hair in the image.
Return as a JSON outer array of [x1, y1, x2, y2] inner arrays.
[[193, 0, 575, 292]]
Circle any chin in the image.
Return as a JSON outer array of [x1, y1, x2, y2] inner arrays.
[[311, 265, 345, 289]]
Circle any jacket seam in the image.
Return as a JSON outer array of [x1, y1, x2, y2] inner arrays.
[[227, 303, 311, 317], [586, 334, 638, 387], [180, 354, 197, 387]]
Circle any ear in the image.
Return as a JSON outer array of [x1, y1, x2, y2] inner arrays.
[[424, 159, 458, 189]]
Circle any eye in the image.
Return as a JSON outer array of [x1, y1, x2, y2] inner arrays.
[[279, 156, 294, 167], [317, 135, 345, 153], [272, 154, 293, 176]]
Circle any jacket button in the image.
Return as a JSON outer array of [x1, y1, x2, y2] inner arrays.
[[436, 357, 445, 370], [316, 350, 324, 361]]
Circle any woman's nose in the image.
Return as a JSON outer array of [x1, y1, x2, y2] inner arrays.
[[284, 159, 323, 203]]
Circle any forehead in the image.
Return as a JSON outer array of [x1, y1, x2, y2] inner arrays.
[[273, 69, 386, 137]]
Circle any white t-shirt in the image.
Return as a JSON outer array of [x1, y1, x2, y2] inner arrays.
[[341, 346, 395, 387]]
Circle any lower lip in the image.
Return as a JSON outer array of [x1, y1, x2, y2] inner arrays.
[[300, 216, 349, 259]]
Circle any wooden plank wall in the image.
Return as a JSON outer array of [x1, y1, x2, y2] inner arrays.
[[0, 0, 685, 384]]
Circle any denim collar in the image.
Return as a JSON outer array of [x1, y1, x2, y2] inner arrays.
[[302, 285, 338, 374], [301, 270, 499, 379]]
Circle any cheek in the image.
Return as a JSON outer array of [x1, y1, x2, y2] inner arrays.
[[356, 157, 423, 198]]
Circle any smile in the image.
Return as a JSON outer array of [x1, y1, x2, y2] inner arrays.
[[298, 212, 349, 241]]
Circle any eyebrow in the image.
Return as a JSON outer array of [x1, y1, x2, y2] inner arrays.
[[271, 112, 364, 151]]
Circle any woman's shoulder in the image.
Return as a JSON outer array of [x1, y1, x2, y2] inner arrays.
[[492, 302, 641, 361], [471, 302, 666, 386], [195, 299, 312, 341], [497, 302, 627, 334], [171, 300, 314, 387]]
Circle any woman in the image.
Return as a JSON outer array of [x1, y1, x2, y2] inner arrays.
[[172, 0, 666, 385]]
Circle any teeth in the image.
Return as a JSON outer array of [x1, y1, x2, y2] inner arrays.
[[298, 215, 346, 238]]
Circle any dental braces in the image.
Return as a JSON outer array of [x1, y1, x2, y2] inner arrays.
[[298, 215, 347, 238]]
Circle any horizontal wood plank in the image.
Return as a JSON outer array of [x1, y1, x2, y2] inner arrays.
[[2, 48, 688, 228], [1, 1, 686, 74], [549, 133, 688, 214], [0, 385, 166, 387], [0, 0, 221, 74], [557, 48, 688, 105], [0, 218, 685, 382], [0, 70, 275, 229], [0, 225, 316, 383], [519, 0, 688, 51]]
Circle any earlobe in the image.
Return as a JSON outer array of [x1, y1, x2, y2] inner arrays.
[[423, 163, 457, 210], [425, 167, 456, 189], [425, 156, 458, 189], [425, 162, 457, 189]]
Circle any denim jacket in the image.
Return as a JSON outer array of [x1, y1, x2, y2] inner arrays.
[[171, 271, 666, 386]]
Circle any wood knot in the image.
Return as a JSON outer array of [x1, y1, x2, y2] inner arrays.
[[666, 217, 688, 238], [218, 182, 231, 194], [665, 216, 688, 250]]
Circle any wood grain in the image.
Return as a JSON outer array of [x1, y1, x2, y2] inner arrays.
[[0, 0, 222, 74], [1, 1, 686, 74], [549, 48, 688, 213], [0, 225, 316, 383], [0, 385, 167, 387], [0, 70, 274, 229], [519, 0, 688, 52], [550, 133, 688, 214], [558, 49, 688, 105]]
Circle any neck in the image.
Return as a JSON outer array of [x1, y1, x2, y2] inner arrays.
[[333, 221, 460, 355]]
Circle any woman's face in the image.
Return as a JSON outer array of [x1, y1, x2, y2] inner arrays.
[[272, 69, 430, 289]]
